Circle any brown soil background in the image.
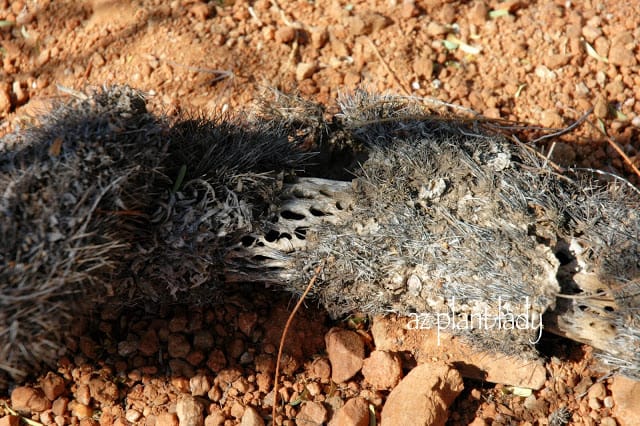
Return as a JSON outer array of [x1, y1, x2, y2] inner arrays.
[[1, 0, 640, 425]]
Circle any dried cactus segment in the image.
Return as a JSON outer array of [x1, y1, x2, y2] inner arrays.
[[0, 86, 168, 387], [132, 112, 314, 303]]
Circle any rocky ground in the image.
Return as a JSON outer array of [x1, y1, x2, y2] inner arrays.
[[1, 0, 640, 425]]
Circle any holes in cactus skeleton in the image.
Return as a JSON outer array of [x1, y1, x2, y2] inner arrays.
[[335, 201, 345, 210], [241, 235, 257, 247], [294, 227, 307, 239], [280, 232, 292, 240], [280, 210, 306, 220], [604, 306, 615, 312], [265, 230, 280, 242], [309, 207, 330, 217]]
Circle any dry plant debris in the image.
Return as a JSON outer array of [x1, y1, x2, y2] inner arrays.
[[1, 86, 639, 426]]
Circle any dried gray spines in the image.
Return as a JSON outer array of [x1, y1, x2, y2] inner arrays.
[[135, 114, 311, 303], [230, 92, 640, 374], [0, 86, 167, 387], [0, 86, 312, 388], [543, 181, 640, 377]]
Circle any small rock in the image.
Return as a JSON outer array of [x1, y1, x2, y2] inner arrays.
[[125, 409, 142, 423], [297, 401, 328, 426], [68, 401, 93, 419], [176, 395, 204, 426], [11, 386, 50, 413], [400, 1, 420, 19], [611, 376, 640, 426], [426, 22, 449, 37], [12, 81, 27, 104], [238, 312, 258, 337], [325, 328, 365, 383], [75, 384, 91, 406], [468, 2, 489, 26], [587, 382, 606, 400], [190, 374, 211, 396], [168, 333, 191, 358], [362, 350, 403, 390], [189, 3, 212, 21], [540, 109, 563, 128], [41, 372, 66, 401], [328, 397, 369, 426], [138, 329, 160, 356], [230, 401, 245, 419], [544, 54, 571, 69], [581, 25, 602, 42], [310, 357, 331, 381], [381, 363, 464, 426], [0, 82, 12, 116], [609, 31, 637, 67], [593, 97, 609, 119], [193, 330, 215, 350], [240, 407, 264, 426], [310, 27, 328, 49], [89, 378, 119, 405], [275, 26, 296, 44], [296, 62, 317, 81], [588, 397, 601, 410], [51, 397, 68, 416], [204, 409, 226, 426], [534, 65, 556, 80], [601, 417, 618, 426], [413, 57, 434, 79], [0, 416, 20, 426], [156, 412, 179, 426], [117, 339, 138, 357]]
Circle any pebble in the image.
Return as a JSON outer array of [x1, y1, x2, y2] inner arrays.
[[240, 407, 264, 426], [138, 329, 160, 356], [544, 54, 572, 69], [400, 1, 420, 19], [296, 62, 317, 81], [610, 376, 640, 426], [325, 327, 365, 383], [297, 401, 328, 425], [540, 109, 563, 128], [117, 339, 138, 357], [609, 32, 637, 67], [41, 372, 66, 401], [275, 26, 296, 44], [593, 97, 609, 119], [89, 378, 119, 405], [51, 397, 69, 416], [361, 350, 403, 390], [412, 57, 434, 79], [156, 413, 179, 426], [176, 395, 204, 426], [310, 357, 332, 382], [0, 416, 20, 426], [381, 362, 463, 425], [426, 22, 449, 37], [68, 401, 93, 419], [168, 333, 191, 358], [125, 409, 142, 423], [238, 312, 258, 337], [581, 25, 602, 42], [11, 386, 51, 413], [190, 374, 211, 396], [328, 397, 369, 426], [587, 382, 606, 400], [468, 2, 489, 26], [0, 82, 12, 117]]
